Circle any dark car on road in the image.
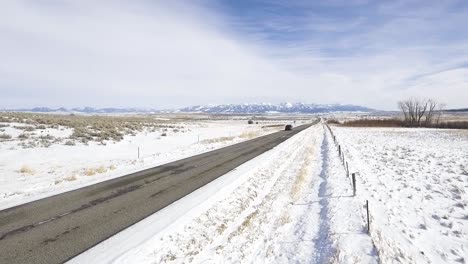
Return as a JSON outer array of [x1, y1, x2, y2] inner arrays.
[[285, 124, 293, 131]]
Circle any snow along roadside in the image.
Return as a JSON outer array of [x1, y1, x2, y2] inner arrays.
[[70, 123, 378, 263], [69, 125, 320, 263]]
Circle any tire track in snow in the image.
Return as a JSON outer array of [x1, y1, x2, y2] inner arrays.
[[313, 127, 336, 263]]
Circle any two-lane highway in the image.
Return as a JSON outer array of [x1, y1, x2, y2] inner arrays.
[[0, 121, 317, 263]]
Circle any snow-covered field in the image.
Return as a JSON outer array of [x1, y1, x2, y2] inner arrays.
[[71, 123, 378, 264], [332, 126, 468, 263], [3, 115, 465, 263], [0, 119, 287, 210]]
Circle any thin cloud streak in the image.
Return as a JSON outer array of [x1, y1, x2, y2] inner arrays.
[[1, 0, 467, 110]]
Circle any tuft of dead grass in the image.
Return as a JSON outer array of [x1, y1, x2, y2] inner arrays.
[[239, 131, 261, 139], [84, 168, 97, 176], [0, 133, 12, 140], [84, 166, 108, 176], [96, 166, 107, 174], [19, 165, 35, 175], [201, 136, 235, 144], [279, 214, 292, 225], [290, 145, 314, 201], [64, 175, 77, 181]]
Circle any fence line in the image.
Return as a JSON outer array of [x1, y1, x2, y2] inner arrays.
[[324, 123, 370, 234]]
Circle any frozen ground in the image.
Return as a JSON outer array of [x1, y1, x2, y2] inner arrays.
[[71, 123, 378, 264], [0, 119, 287, 210], [332, 126, 468, 263]]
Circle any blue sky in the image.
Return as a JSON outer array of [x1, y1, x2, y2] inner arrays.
[[1, 0, 468, 110]]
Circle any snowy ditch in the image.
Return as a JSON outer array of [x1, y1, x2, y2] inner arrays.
[[70, 123, 379, 264]]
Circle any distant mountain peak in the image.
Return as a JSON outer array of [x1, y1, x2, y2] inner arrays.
[[2, 102, 375, 114], [179, 102, 374, 114]]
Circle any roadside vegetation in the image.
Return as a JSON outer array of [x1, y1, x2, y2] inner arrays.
[[0, 112, 185, 148], [332, 98, 468, 129], [341, 118, 468, 129]]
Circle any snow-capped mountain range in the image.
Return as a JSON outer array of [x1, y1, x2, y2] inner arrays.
[[1, 103, 374, 114], [179, 102, 374, 114]]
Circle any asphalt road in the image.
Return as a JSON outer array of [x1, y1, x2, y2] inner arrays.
[[0, 121, 316, 264]]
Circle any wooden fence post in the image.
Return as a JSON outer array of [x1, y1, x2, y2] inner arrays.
[[346, 162, 349, 177], [352, 173, 356, 196], [338, 145, 341, 156], [366, 200, 370, 234]]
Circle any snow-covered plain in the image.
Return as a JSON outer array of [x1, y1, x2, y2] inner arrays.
[[71, 123, 378, 264], [3, 115, 464, 263], [0, 120, 285, 210], [332, 126, 468, 263]]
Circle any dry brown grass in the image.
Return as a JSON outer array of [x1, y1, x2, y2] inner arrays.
[[342, 118, 468, 129], [228, 210, 259, 242], [84, 168, 97, 176], [201, 130, 264, 144], [64, 175, 77, 181], [279, 214, 292, 225], [84, 166, 108, 176], [0, 133, 12, 140], [327, 119, 341, 125], [239, 131, 261, 139], [216, 223, 228, 235], [19, 165, 35, 175], [95, 166, 107, 174], [0, 112, 183, 144], [261, 124, 284, 128], [431, 121, 468, 129], [200, 136, 235, 144], [342, 119, 405, 127], [290, 146, 314, 201]]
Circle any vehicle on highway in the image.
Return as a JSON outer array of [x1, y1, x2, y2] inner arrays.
[[285, 124, 293, 131]]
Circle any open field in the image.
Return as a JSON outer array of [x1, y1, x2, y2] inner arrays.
[[332, 125, 468, 263], [0, 112, 308, 210], [1, 113, 466, 263]]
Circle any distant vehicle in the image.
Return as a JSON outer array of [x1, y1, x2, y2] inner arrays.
[[285, 124, 293, 131], [248, 120, 254, 124]]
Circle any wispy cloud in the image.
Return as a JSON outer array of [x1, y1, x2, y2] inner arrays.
[[1, 0, 467, 109]]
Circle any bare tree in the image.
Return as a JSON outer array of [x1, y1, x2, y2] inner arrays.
[[435, 103, 446, 125], [398, 97, 443, 127], [424, 99, 437, 126], [416, 99, 428, 126], [398, 99, 415, 126], [398, 101, 410, 124]]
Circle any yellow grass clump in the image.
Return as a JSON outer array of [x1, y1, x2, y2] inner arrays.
[[290, 146, 314, 201], [84, 166, 108, 176], [19, 165, 35, 175], [64, 175, 77, 181]]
